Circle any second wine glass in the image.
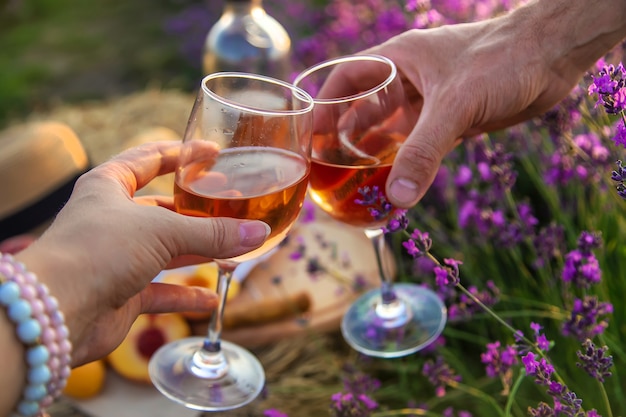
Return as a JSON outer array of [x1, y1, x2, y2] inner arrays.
[[294, 54, 447, 358], [149, 72, 314, 410]]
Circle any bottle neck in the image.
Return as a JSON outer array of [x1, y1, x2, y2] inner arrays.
[[223, 0, 263, 13]]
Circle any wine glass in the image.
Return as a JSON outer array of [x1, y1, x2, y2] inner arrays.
[[293, 54, 446, 358], [149, 72, 314, 410]]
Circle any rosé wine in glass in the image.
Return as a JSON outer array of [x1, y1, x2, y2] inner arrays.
[[149, 72, 313, 410], [175, 147, 309, 262], [295, 54, 447, 358]]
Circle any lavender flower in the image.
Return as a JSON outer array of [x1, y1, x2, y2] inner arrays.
[[561, 250, 602, 289], [402, 228, 433, 257], [522, 352, 555, 385], [529, 322, 551, 351], [480, 341, 518, 391], [528, 402, 556, 417], [329, 391, 378, 417], [611, 160, 626, 198], [422, 356, 461, 397], [523, 352, 587, 416], [433, 258, 463, 288], [612, 120, 626, 148], [562, 231, 603, 289], [576, 231, 602, 254], [562, 296, 613, 342], [355, 186, 394, 221], [384, 209, 409, 233], [544, 132, 612, 187], [588, 63, 626, 114], [576, 339, 613, 383]]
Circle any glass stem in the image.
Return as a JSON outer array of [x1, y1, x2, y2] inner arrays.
[[190, 261, 237, 379], [364, 228, 396, 304]]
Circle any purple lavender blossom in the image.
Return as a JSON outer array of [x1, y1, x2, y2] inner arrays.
[[561, 250, 602, 289], [544, 149, 577, 186], [480, 341, 518, 385], [433, 258, 463, 288], [529, 322, 551, 351], [422, 356, 461, 397], [329, 391, 378, 417], [561, 231, 603, 289], [544, 132, 611, 187], [528, 403, 555, 417], [355, 186, 394, 222], [453, 138, 532, 247], [611, 160, 626, 198], [384, 209, 409, 233], [523, 352, 587, 416], [576, 339, 613, 383], [562, 296, 613, 342], [588, 63, 626, 114], [612, 120, 626, 148], [576, 231, 602, 254], [454, 165, 473, 186], [402, 228, 433, 257], [522, 352, 555, 384]]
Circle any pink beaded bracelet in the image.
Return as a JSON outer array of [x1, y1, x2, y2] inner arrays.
[[0, 252, 72, 416]]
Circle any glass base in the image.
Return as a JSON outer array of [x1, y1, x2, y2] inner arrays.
[[149, 337, 265, 411], [341, 283, 447, 358]]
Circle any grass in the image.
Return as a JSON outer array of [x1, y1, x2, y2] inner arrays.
[[0, 0, 203, 127]]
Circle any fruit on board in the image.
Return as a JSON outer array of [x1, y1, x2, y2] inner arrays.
[[160, 263, 241, 321], [62, 359, 107, 399], [107, 313, 190, 384]]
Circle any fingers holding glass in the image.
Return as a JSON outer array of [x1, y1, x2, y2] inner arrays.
[[294, 54, 446, 358], [149, 72, 314, 410]]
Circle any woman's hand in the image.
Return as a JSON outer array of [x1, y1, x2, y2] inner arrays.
[[14, 141, 270, 365]]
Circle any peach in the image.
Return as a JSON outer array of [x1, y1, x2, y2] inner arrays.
[[63, 359, 107, 399], [160, 263, 241, 321], [107, 313, 190, 384]]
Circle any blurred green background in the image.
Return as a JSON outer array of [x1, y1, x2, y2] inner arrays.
[[0, 0, 203, 128]]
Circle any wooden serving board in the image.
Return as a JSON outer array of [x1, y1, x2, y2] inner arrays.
[[191, 210, 395, 348]]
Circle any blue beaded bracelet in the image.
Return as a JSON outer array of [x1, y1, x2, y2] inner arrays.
[[0, 252, 72, 417]]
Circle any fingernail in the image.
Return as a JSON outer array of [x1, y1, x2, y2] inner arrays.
[[239, 221, 271, 247], [389, 177, 420, 206]]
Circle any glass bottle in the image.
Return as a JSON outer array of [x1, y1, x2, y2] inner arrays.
[[202, 0, 292, 81]]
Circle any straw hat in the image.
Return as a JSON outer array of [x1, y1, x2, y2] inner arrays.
[[0, 121, 90, 241]]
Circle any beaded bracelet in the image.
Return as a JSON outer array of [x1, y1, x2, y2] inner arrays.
[[0, 252, 72, 417]]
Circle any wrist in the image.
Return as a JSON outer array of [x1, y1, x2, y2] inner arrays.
[[14, 245, 85, 355], [0, 253, 72, 416], [512, 0, 626, 78]]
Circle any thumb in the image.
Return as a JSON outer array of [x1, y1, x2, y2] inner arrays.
[[162, 214, 271, 261], [386, 104, 462, 208]]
